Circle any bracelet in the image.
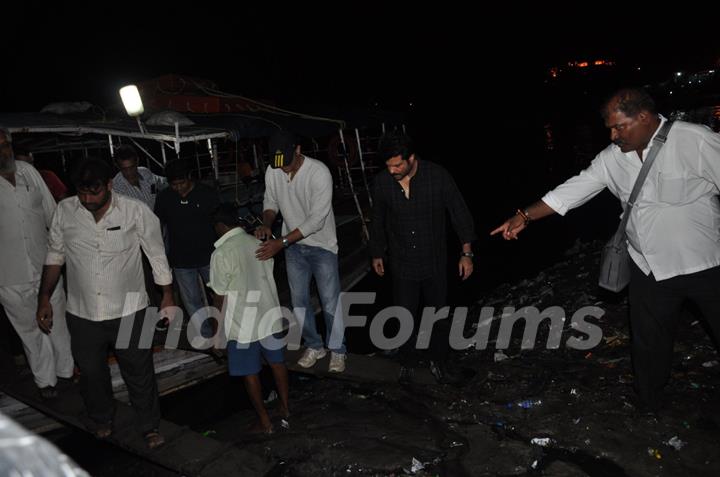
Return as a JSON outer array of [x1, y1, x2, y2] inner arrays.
[[516, 208, 530, 226], [462, 251, 474, 258]]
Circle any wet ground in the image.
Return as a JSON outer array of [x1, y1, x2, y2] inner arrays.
[[46, 240, 720, 476]]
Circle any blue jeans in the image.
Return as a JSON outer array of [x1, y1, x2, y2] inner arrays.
[[285, 244, 345, 353], [174, 265, 213, 338]]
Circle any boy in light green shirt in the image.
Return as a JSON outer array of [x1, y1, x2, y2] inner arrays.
[[208, 203, 289, 434]]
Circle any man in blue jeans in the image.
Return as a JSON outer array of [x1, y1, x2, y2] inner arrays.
[[255, 130, 346, 372], [155, 159, 219, 341]]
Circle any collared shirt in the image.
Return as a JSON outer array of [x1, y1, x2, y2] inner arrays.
[[208, 227, 284, 343], [542, 116, 720, 281], [46, 193, 172, 320], [0, 161, 56, 286], [370, 159, 477, 279], [112, 167, 166, 210], [387, 168, 436, 278], [263, 156, 338, 254]]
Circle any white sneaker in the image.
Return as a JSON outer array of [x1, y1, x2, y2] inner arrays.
[[297, 348, 327, 368], [328, 352, 346, 373]]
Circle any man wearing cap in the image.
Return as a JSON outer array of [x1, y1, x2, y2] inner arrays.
[[255, 130, 347, 373]]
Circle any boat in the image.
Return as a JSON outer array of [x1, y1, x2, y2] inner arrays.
[[0, 80, 406, 434]]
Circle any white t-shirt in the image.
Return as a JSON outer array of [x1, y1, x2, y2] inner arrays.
[[263, 155, 338, 254]]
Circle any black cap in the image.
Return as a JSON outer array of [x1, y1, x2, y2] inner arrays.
[[268, 130, 297, 168]]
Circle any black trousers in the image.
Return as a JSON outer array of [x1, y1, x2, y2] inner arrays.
[[393, 274, 450, 364], [629, 263, 720, 408], [66, 309, 160, 433]]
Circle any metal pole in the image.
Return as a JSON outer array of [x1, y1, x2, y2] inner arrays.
[[338, 129, 369, 241], [253, 143, 265, 175], [135, 116, 147, 135], [354, 128, 372, 207], [174, 122, 181, 155], [207, 139, 219, 181], [195, 144, 201, 178], [128, 138, 164, 169], [108, 135, 115, 159], [234, 142, 239, 203]]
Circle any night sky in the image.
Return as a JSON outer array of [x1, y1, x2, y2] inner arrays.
[[5, 4, 720, 115]]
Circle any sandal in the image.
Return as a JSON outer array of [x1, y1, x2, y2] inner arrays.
[[144, 429, 166, 449]]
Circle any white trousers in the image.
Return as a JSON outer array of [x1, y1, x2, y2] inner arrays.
[[0, 278, 74, 388]]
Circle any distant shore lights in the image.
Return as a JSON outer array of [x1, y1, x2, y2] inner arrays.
[[548, 59, 615, 79]]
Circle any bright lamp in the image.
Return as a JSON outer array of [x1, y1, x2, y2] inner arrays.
[[119, 85, 144, 117]]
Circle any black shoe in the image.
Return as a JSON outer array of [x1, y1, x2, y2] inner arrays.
[[429, 360, 462, 385], [625, 394, 661, 417], [56, 377, 75, 390], [39, 386, 58, 400]]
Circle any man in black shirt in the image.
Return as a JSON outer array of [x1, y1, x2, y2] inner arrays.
[[370, 132, 476, 383], [155, 160, 219, 341]]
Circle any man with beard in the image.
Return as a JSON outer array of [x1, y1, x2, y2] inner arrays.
[[254, 131, 347, 373], [492, 88, 720, 413], [0, 128, 73, 399], [370, 132, 476, 384], [37, 159, 174, 448]]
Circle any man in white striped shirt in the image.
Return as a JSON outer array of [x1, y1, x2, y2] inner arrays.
[[111, 144, 165, 210], [492, 88, 720, 413], [37, 159, 174, 448]]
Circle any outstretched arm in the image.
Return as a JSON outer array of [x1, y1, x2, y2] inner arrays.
[[490, 200, 556, 240]]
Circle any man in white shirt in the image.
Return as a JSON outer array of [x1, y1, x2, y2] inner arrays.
[[254, 130, 347, 373], [492, 88, 720, 413], [0, 128, 73, 399], [111, 144, 165, 210], [37, 159, 174, 449]]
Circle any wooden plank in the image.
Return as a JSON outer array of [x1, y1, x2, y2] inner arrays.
[[0, 374, 272, 477], [2, 349, 227, 434], [113, 350, 227, 401]]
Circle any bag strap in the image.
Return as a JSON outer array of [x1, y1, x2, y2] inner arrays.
[[611, 119, 674, 245]]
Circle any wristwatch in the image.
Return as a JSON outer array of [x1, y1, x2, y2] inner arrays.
[[462, 251, 474, 258], [281, 237, 290, 248]]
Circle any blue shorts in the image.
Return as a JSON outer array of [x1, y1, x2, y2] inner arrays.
[[227, 336, 285, 376]]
